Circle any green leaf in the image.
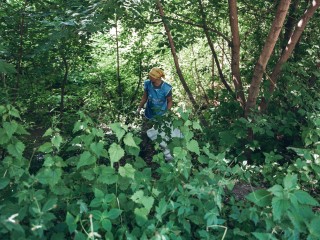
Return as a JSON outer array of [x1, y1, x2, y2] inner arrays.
[[97, 166, 118, 185], [7, 141, 25, 159], [131, 190, 154, 211], [0, 177, 10, 189], [268, 185, 283, 197], [38, 142, 53, 153], [192, 121, 202, 130], [51, 134, 62, 150], [283, 174, 298, 190], [90, 142, 104, 157], [123, 132, 138, 148], [108, 143, 124, 167], [109, 123, 126, 142], [43, 128, 53, 137], [272, 196, 290, 221], [105, 208, 122, 220], [308, 216, 320, 238], [37, 168, 62, 186], [155, 197, 167, 222], [118, 163, 135, 179], [246, 189, 272, 207], [294, 190, 319, 206], [80, 169, 95, 181], [252, 232, 277, 240], [3, 121, 18, 138], [101, 218, 112, 231], [94, 188, 105, 198], [134, 207, 148, 226], [186, 139, 200, 155], [66, 212, 77, 233], [77, 151, 96, 169], [0, 59, 17, 74], [42, 197, 58, 212]]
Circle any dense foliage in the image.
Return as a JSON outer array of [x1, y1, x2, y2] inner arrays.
[[0, 0, 319, 239]]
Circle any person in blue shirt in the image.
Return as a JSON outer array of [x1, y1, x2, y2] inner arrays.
[[137, 67, 173, 161], [137, 67, 172, 119]]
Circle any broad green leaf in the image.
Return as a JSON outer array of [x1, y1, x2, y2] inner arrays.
[[252, 232, 277, 240], [268, 185, 284, 197], [131, 190, 154, 211], [51, 134, 62, 150], [192, 121, 202, 130], [123, 132, 138, 148], [155, 197, 167, 222], [0, 59, 17, 74], [77, 151, 96, 169], [3, 121, 18, 138], [80, 169, 95, 181], [66, 212, 77, 233], [94, 188, 105, 198], [186, 140, 200, 155], [7, 141, 25, 159], [101, 219, 111, 232], [173, 147, 188, 159], [0, 177, 10, 189], [0, 129, 9, 144], [105, 208, 122, 220], [272, 197, 290, 221], [38, 142, 53, 153], [37, 168, 62, 186], [246, 189, 272, 207], [109, 123, 126, 142], [90, 142, 104, 157], [91, 210, 102, 220], [134, 207, 148, 226], [97, 166, 118, 185], [294, 190, 319, 206], [283, 174, 298, 190], [308, 216, 320, 238], [42, 197, 58, 212], [118, 163, 135, 179], [108, 143, 124, 167], [43, 128, 53, 137]]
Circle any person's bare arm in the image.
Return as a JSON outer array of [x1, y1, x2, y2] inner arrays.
[[167, 95, 173, 110], [137, 91, 148, 111]]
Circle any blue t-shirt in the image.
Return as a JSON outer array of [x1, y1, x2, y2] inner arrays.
[[144, 80, 172, 119]]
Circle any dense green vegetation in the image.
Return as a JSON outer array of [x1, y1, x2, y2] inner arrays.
[[0, 0, 319, 239]]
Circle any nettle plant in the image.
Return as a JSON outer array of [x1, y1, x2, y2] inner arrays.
[[1, 105, 319, 240]]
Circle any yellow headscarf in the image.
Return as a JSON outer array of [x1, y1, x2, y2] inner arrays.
[[149, 67, 165, 79]]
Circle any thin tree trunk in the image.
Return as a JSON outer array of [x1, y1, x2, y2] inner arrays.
[[245, 0, 291, 117], [15, 0, 27, 98], [115, 17, 121, 98], [191, 46, 210, 105], [155, 0, 199, 110], [260, 0, 320, 112], [60, 53, 69, 123], [282, 0, 300, 52], [228, 0, 246, 108], [198, 0, 234, 95]]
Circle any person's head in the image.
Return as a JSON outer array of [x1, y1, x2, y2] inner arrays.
[[149, 67, 165, 83]]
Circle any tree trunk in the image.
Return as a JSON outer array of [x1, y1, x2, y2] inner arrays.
[[60, 53, 69, 123], [191, 45, 210, 105], [155, 0, 199, 110], [15, 0, 27, 98], [116, 17, 121, 98], [260, 0, 320, 112], [198, 0, 234, 95], [245, 0, 291, 117], [228, 0, 246, 108]]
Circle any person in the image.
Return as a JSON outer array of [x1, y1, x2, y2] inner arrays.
[[137, 67, 173, 161]]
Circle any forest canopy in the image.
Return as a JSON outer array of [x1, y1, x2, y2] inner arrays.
[[0, 0, 320, 239]]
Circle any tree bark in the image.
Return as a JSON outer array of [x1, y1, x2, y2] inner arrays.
[[260, 0, 320, 111], [115, 17, 121, 98], [245, 0, 291, 117], [60, 53, 69, 123], [198, 0, 234, 95], [228, 0, 246, 108], [155, 0, 199, 110]]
